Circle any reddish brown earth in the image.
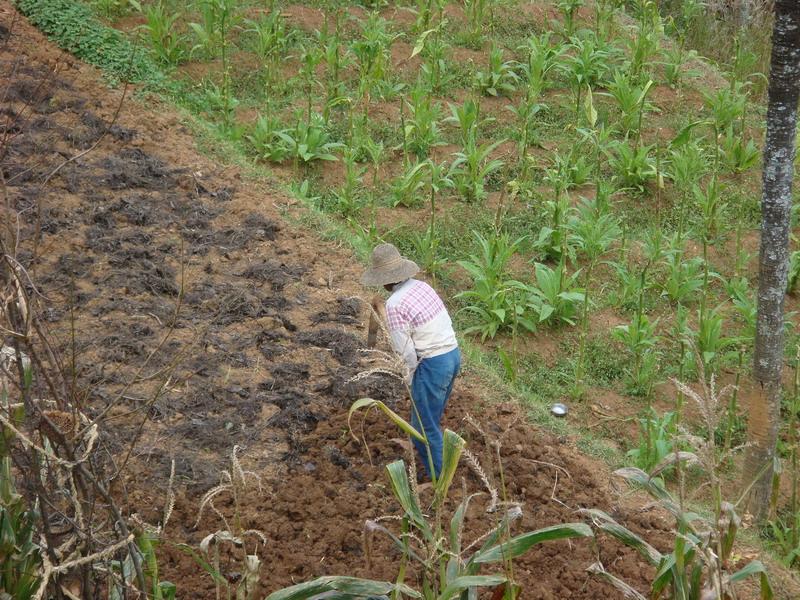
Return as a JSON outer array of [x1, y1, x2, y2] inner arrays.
[[1, 3, 795, 599]]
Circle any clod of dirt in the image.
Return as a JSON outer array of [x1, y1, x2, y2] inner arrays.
[[295, 327, 361, 365], [95, 148, 176, 190], [269, 362, 310, 388], [238, 260, 305, 291], [256, 329, 286, 359], [311, 296, 362, 325]]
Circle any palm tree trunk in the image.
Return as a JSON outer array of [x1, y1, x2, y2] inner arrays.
[[743, 0, 800, 523]]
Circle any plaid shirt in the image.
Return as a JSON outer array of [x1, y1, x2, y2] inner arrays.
[[386, 280, 446, 332]]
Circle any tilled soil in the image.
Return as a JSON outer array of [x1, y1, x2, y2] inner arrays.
[[0, 4, 708, 598]]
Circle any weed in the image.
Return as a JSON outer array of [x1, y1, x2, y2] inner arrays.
[[0, 457, 41, 599], [391, 160, 429, 208], [247, 114, 291, 163]]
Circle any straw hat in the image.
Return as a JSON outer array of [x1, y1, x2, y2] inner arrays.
[[361, 243, 420, 286]]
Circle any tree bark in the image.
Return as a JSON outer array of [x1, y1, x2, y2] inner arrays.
[[743, 0, 800, 522]]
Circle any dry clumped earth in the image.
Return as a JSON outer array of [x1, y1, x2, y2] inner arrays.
[[0, 3, 782, 598]]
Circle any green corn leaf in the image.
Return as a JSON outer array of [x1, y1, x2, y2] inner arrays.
[[348, 398, 426, 443], [450, 493, 480, 556], [438, 575, 506, 599], [728, 561, 772, 600], [386, 460, 430, 536], [472, 522, 593, 563], [580, 509, 662, 565], [433, 429, 466, 508]]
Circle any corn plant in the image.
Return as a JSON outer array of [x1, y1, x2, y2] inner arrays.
[[526, 262, 585, 327], [660, 43, 699, 88], [405, 81, 443, 160], [457, 232, 533, 339], [604, 71, 654, 140], [445, 98, 487, 148], [559, 35, 613, 114], [695, 305, 737, 376], [130, 0, 185, 66], [626, 408, 676, 474], [279, 112, 344, 169], [0, 457, 41, 599], [418, 159, 454, 280], [351, 13, 399, 106], [568, 197, 621, 390], [475, 46, 520, 98], [608, 140, 657, 192], [391, 160, 430, 208], [556, 0, 584, 37], [247, 114, 290, 163], [518, 32, 563, 102], [449, 139, 505, 204], [719, 125, 759, 173], [463, 0, 491, 46], [660, 237, 705, 305], [245, 8, 291, 84], [331, 146, 367, 219], [669, 138, 708, 240], [625, 18, 661, 83], [614, 312, 660, 396], [692, 178, 726, 244], [189, 0, 238, 59], [413, 19, 453, 94], [703, 85, 747, 134]]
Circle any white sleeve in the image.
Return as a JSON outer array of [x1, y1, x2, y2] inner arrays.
[[390, 329, 418, 379]]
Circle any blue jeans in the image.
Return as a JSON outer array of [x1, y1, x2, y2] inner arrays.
[[410, 348, 461, 478]]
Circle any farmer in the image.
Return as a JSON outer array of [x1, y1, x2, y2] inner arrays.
[[361, 243, 460, 479]]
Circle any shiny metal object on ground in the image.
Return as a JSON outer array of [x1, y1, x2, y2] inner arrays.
[[550, 403, 568, 417]]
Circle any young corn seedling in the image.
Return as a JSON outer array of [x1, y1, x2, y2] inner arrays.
[[463, 0, 492, 47], [669, 138, 709, 241], [719, 125, 760, 174], [659, 234, 705, 305], [189, 0, 239, 60], [445, 98, 486, 148], [412, 19, 453, 94], [245, 7, 292, 86], [391, 159, 430, 208], [518, 32, 563, 102], [279, 112, 344, 171], [332, 146, 367, 219], [247, 114, 291, 163], [130, 0, 186, 66], [404, 81, 443, 160], [568, 196, 621, 393], [475, 46, 520, 98], [608, 140, 657, 192], [559, 34, 613, 115], [351, 13, 400, 108], [526, 262, 585, 328], [613, 311, 660, 396], [416, 159, 454, 281], [456, 231, 533, 339], [449, 139, 505, 204], [555, 0, 585, 37], [660, 42, 700, 88], [604, 70, 654, 141], [626, 408, 676, 474]]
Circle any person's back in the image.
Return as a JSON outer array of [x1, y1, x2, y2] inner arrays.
[[385, 278, 457, 374]]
